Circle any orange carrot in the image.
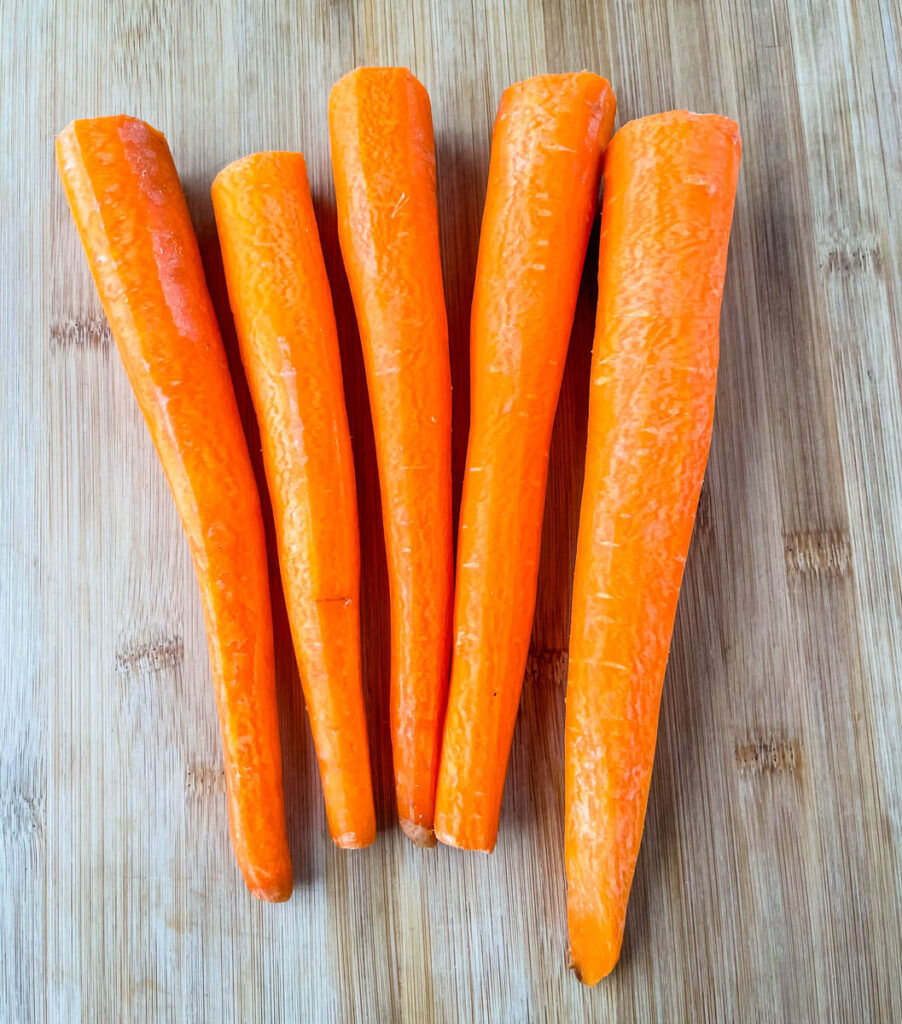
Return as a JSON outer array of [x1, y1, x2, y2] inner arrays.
[[566, 112, 741, 984], [211, 152, 375, 849], [56, 117, 292, 900], [329, 68, 453, 846], [434, 73, 616, 852]]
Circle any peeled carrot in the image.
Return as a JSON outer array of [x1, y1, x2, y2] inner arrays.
[[56, 117, 292, 900], [434, 73, 616, 852], [566, 112, 741, 984], [330, 68, 453, 846], [211, 153, 376, 849]]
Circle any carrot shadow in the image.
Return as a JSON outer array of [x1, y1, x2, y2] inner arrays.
[[197, 221, 317, 887]]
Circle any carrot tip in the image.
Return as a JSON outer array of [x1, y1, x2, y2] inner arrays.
[[568, 949, 618, 986], [400, 820, 437, 847], [569, 960, 600, 987]]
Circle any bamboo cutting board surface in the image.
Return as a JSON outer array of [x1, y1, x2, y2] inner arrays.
[[2, 0, 901, 1020]]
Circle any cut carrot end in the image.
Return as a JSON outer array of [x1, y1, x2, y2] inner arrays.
[[614, 109, 740, 146], [249, 881, 293, 904], [400, 820, 437, 848], [434, 828, 495, 853], [332, 830, 376, 850], [58, 115, 167, 151], [332, 65, 417, 90], [212, 150, 308, 191]]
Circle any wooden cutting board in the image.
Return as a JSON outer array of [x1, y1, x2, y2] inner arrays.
[[3, 0, 901, 1019]]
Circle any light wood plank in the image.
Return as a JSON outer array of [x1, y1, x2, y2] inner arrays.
[[1, 0, 900, 1019]]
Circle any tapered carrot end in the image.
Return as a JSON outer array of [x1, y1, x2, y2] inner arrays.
[[568, 937, 622, 986], [568, 899, 626, 984], [400, 819, 437, 848], [569, 954, 616, 987]]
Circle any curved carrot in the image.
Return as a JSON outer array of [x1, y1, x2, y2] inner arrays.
[[56, 117, 292, 900], [434, 73, 616, 852], [329, 68, 453, 846], [566, 112, 741, 984], [211, 152, 375, 849]]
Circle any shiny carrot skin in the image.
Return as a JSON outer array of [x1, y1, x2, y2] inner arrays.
[[212, 152, 375, 849], [56, 117, 292, 900], [434, 73, 616, 852], [330, 68, 453, 846], [566, 112, 741, 984]]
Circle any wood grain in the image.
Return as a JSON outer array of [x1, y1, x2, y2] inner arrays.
[[2, 0, 901, 1019]]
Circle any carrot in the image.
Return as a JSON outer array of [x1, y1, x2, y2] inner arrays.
[[211, 152, 375, 849], [566, 111, 741, 984], [434, 73, 616, 852], [56, 117, 292, 900], [329, 68, 453, 846]]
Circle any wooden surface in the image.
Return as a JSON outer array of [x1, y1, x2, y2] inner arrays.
[[2, 0, 901, 1020]]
